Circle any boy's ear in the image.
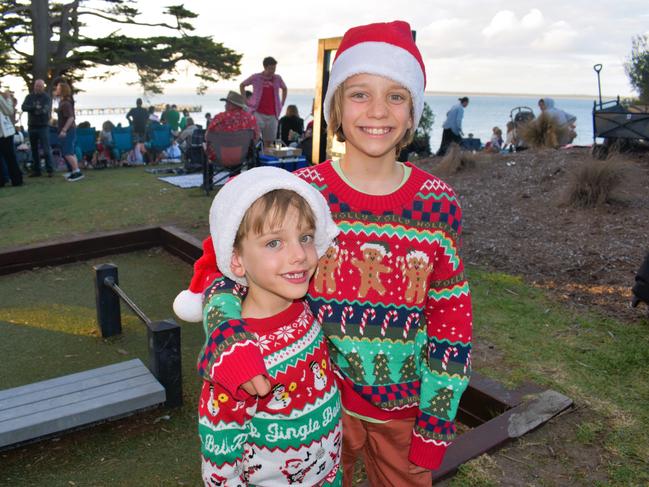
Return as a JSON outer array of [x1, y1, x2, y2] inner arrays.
[[230, 250, 246, 279]]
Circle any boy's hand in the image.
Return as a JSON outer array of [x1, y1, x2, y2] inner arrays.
[[240, 374, 271, 396]]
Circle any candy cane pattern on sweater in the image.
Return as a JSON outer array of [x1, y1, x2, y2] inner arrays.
[[442, 346, 459, 371], [359, 308, 376, 336], [316, 304, 333, 324], [464, 350, 472, 374], [341, 306, 354, 334], [403, 312, 420, 339], [381, 310, 399, 337]]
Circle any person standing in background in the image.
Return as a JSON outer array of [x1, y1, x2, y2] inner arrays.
[[437, 96, 469, 156], [22, 79, 54, 177], [126, 98, 149, 142], [0, 88, 23, 187], [54, 80, 84, 182], [240, 56, 287, 148], [166, 104, 180, 135]]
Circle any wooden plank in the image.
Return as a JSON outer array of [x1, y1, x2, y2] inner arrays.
[[160, 226, 203, 264], [0, 372, 158, 421], [432, 389, 573, 481], [0, 359, 165, 448], [0, 227, 161, 275], [0, 381, 164, 447], [0, 359, 144, 402]]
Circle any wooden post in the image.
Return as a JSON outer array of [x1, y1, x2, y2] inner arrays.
[[312, 36, 342, 164], [147, 319, 183, 407], [93, 263, 122, 338]]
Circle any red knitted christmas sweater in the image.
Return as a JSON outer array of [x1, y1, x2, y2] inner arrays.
[[198, 161, 472, 470]]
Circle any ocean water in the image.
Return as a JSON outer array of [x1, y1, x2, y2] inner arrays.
[[19, 91, 598, 151]]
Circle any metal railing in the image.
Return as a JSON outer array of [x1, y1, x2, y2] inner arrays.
[[93, 263, 182, 407]]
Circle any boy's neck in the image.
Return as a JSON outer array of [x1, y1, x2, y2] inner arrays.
[[241, 287, 293, 320], [339, 152, 405, 195]]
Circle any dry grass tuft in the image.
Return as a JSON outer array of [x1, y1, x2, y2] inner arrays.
[[436, 143, 477, 174], [518, 112, 569, 149], [564, 157, 628, 208]]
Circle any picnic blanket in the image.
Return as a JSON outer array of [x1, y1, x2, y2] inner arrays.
[[158, 171, 231, 189]]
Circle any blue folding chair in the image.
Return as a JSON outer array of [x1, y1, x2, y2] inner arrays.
[[149, 124, 172, 153], [112, 126, 134, 161], [75, 127, 97, 166]]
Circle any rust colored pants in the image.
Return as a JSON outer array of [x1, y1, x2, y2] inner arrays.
[[342, 411, 433, 487]]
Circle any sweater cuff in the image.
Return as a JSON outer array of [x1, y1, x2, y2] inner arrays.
[[408, 433, 448, 470], [211, 341, 268, 401]]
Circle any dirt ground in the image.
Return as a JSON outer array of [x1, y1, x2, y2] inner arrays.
[[415, 147, 649, 486], [418, 147, 649, 323]]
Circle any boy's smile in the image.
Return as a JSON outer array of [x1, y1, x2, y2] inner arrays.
[[341, 73, 413, 163], [232, 206, 318, 318]]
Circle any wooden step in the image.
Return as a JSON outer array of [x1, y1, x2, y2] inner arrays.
[[0, 359, 165, 448]]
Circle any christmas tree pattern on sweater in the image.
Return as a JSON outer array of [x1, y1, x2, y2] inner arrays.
[[198, 301, 342, 486]]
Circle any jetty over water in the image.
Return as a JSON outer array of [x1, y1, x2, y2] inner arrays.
[[75, 104, 202, 116]]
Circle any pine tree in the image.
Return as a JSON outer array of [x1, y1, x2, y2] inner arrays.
[[399, 355, 417, 382], [428, 387, 454, 418], [343, 350, 365, 383], [372, 353, 392, 385]]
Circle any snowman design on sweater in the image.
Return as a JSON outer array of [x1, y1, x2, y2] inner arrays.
[[198, 301, 341, 486]]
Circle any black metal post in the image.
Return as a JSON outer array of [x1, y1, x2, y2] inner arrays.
[[147, 319, 183, 407], [94, 264, 122, 338]]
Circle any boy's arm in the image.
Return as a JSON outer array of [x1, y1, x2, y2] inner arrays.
[[199, 381, 257, 483], [199, 277, 268, 400], [409, 199, 473, 470]]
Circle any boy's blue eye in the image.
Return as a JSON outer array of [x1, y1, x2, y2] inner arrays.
[[390, 93, 407, 102], [300, 234, 314, 244], [266, 239, 280, 249]]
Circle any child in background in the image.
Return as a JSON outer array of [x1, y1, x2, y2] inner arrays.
[[484, 126, 503, 153], [174, 20, 472, 487], [504, 121, 516, 151], [196, 167, 342, 486]]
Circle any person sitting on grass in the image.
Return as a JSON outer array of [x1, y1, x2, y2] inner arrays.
[[179, 166, 342, 485]]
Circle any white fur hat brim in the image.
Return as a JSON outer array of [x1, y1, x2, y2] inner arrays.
[[209, 166, 339, 286], [323, 41, 425, 129]]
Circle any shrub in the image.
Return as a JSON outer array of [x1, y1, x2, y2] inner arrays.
[[564, 158, 627, 207], [518, 112, 570, 149], [436, 143, 476, 174]]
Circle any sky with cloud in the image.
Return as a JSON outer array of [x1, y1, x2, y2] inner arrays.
[[7, 1, 649, 97]]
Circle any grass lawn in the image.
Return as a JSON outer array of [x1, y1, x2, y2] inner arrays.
[[1, 166, 648, 486]]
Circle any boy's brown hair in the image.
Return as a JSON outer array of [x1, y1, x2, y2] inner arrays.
[[234, 189, 316, 250], [328, 83, 415, 155]]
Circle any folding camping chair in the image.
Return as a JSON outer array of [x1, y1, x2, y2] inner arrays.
[[75, 127, 97, 168], [184, 128, 205, 174], [149, 124, 173, 161], [203, 129, 257, 196], [112, 126, 134, 162]]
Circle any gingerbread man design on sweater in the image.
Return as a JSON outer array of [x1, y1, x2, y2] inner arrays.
[[313, 243, 342, 294], [351, 242, 392, 298], [402, 249, 434, 304]]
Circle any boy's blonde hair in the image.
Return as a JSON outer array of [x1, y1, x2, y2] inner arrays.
[[234, 189, 316, 250], [327, 83, 415, 155]]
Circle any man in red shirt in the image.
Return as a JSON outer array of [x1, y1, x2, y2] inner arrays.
[[206, 91, 259, 161], [240, 56, 287, 148]]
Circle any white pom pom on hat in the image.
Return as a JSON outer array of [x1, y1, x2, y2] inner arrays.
[[323, 20, 427, 129]]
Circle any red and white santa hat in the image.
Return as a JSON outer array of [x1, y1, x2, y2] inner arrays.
[[323, 20, 427, 129], [173, 166, 339, 322]]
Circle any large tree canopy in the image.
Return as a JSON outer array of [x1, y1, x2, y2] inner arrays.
[[625, 34, 649, 103], [0, 0, 242, 94]]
